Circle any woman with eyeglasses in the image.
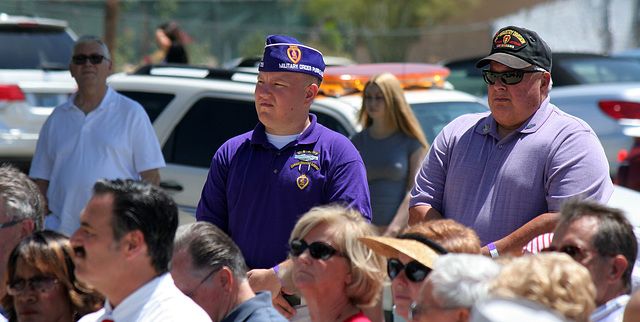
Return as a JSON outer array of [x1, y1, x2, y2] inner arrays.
[[351, 72, 428, 238], [280, 205, 386, 321], [1, 230, 103, 322], [359, 220, 468, 321]]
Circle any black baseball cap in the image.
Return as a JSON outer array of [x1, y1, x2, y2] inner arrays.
[[476, 26, 552, 72]]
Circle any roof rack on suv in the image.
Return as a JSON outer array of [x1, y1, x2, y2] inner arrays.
[[133, 64, 258, 83]]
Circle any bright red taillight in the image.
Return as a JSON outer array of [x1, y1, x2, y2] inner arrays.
[[0, 85, 26, 101], [599, 101, 640, 120]]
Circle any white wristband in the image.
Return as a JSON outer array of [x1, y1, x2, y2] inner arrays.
[[487, 242, 499, 258]]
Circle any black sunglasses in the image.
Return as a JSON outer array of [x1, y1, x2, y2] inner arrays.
[[542, 245, 598, 261], [482, 69, 544, 85], [290, 238, 341, 260], [387, 258, 432, 283], [72, 54, 109, 65]]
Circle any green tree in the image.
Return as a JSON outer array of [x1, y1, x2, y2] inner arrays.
[[301, 0, 479, 62]]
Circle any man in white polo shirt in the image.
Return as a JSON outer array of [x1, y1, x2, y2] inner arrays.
[[29, 34, 164, 236]]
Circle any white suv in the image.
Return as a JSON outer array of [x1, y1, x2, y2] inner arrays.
[[107, 63, 488, 225], [0, 14, 77, 171]]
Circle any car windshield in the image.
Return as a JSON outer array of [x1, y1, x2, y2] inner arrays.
[[0, 27, 74, 70], [557, 58, 640, 84], [411, 101, 487, 143]]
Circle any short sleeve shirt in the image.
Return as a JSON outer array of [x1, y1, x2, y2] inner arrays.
[[29, 87, 165, 236], [196, 114, 371, 269], [410, 97, 614, 244], [351, 129, 422, 226]]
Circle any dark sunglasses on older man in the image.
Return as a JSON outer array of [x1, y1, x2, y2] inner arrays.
[[387, 258, 432, 283], [542, 244, 599, 261], [482, 69, 544, 85], [290, 238, 341, 260], [72, 54, 109, 65]]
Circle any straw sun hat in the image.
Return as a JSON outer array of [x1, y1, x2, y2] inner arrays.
[[358, 233, 448, 268]]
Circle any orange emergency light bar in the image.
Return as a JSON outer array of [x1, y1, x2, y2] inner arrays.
[[319, 63, 450, 97]]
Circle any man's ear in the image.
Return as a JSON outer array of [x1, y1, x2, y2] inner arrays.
[[304, 83, 319, 105], [609, 254, 628, 282], [540, 72, 551, 92], [123, 230, 146, 258], [216, 267, 234, 293], [455, 307, 470, 322], [19, 219, 35, 239]]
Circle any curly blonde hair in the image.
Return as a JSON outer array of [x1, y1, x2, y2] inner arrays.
[[490, 252, 596, 322], [283, 204, 386, 307]]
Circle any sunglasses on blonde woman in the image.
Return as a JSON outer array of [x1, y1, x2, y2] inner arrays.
[[289, 239, 341, 260]]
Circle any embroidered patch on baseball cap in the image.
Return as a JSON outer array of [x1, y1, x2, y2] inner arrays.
[[476, 26, 552, 72]]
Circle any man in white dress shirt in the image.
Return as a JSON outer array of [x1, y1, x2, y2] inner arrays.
[[71, 179, 211, 321]]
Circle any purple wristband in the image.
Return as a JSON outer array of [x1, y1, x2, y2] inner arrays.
[[272, 264, 284, 286]]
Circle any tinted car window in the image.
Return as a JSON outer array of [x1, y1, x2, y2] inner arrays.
[[411, 101, 487, 142], [554, 58, 640, 85], [0, 27, 74, 69], [315, 112, 349, 137], [118, 91, 175, 123], [163, 97, 258, 168]]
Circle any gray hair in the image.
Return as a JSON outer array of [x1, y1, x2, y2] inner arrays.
[[71, 35, 111, 61], [174, 222, 248, 280], [428, 254, 501, 309], [0, 164, 45, 231], [557, 200, 637, 293]]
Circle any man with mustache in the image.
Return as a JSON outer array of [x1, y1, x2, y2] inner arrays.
[[71, 179, 211, 321]]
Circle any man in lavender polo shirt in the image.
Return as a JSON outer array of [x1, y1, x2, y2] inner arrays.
[[196, 35, 371, 317], [409, 26, 613, 258]]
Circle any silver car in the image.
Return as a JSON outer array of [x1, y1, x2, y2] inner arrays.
[[0, 14, 77, 171]]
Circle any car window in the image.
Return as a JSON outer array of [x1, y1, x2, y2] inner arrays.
[[161, 97, 352, 168], [118, 91, 175, 123], [0, 28, 74, 69], [162, 97, 258, 168], [557, 58, 640, 84], [314, 112, 349, 137], [411, 101, 487, 143]]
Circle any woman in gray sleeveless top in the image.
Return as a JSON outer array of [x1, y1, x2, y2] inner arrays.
[[351, 73, 428, 237]]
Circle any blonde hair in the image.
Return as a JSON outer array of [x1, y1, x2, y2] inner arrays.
[[404, 219, 481, 254], [358, 73, 428, 148], [284, 205, 386, 307], [490, 253, 596, 322]]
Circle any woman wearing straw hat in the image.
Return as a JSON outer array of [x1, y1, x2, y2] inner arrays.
[[359, 228, 449, 320]]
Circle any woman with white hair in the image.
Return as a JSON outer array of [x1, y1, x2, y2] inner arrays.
[[409, 253, 501, 322]]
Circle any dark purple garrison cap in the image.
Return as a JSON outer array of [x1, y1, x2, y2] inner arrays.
[[476, 26, 552, 72], [259, 35, 325, 80]]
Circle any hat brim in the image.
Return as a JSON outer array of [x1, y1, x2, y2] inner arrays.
[[358, 236, 439, 269], [475, 52, 533, 70]]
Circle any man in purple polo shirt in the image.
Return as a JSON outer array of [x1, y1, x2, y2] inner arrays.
[[409, 26, 613, 258], [196, 35, 371, 317]]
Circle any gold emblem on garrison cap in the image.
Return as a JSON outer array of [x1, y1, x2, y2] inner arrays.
[[287, 45, 302, 64]]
